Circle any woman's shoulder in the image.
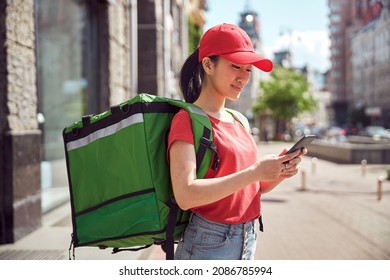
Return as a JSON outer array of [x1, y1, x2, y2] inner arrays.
[[171, 109, 192, 131], [175, 108, 191, 117], [168, 109, 194, 146], [172, 109, 191, 124]]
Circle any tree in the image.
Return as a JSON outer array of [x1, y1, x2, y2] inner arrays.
[[253, 66, 317, 139], [188, 17, 202, 53]]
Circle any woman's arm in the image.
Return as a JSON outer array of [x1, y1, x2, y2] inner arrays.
[[169, 140, 302, 210]]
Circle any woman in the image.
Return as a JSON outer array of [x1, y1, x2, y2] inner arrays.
[[168, 23, 305, 260]]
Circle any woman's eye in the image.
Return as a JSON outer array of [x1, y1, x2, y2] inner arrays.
[[232, 64, 252, 72]]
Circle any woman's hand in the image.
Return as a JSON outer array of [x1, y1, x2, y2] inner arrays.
[[277, 148, 307, 179], [253, 148, 307, 181], [258, 148, 307, 194]]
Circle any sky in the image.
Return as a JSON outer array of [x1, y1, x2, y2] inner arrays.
[[204, 0, 331, 73]]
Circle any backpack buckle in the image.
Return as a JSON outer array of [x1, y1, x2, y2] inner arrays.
[[200, 137, 220, 171]]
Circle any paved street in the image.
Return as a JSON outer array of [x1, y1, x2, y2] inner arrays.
[[0, 142, 389, 260], [257, 142, 390, 260]]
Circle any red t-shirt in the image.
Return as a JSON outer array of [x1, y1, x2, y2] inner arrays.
[[168, 109, 261, 224]]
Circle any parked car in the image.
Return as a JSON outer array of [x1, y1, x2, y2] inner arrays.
[[293, 124, 312, 139], [325, 126, 348, 142], [358, 126, 390, 140]]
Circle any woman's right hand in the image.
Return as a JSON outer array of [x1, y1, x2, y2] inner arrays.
[[252, 149, 301, 181]]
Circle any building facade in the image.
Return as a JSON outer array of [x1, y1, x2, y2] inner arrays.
[[328, 0, 388, 127], [0, 0, 41, 244], [328, 0, 355, 125], [0, 0, 204, 244], [350, 2, 390, 126]]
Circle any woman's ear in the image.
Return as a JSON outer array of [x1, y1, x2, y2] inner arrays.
[[201, 57, 214, 74]]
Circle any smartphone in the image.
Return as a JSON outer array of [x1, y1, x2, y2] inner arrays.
[[286, 135, 317, 154]]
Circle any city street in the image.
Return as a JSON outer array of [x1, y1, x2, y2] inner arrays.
[[0, 142, 389, 260], [256, 143, 390, 260]]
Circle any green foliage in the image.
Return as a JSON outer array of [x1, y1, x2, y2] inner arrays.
[[188, 18, 202, 53], [253, 66, 317, 120], [387, 166, 390, 181]]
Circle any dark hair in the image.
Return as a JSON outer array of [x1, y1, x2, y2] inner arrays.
[[179, 48, 218, 103]]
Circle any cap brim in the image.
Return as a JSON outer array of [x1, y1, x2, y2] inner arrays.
[[221, 52, 273, 72]]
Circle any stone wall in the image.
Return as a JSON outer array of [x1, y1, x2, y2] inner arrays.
[[0, 0, 41, 243], [5, 0, 38, 131]]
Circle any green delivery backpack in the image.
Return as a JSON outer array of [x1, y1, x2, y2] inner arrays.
[[62, 93, 249, 260]]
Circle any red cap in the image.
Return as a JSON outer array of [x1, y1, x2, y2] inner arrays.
[[198, 23, 273, 72]]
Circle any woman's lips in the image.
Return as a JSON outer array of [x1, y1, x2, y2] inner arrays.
[[231, 84, 242, 91]]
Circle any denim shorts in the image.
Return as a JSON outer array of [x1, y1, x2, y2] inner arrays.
[[174, 213, 257, 260]]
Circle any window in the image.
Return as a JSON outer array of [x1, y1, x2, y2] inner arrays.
[[36, 0, 100, 211]]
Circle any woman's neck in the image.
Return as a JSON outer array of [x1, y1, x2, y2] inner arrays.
[[194, 91, 233, 122]]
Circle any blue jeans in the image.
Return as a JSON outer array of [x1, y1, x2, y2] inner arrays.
[[174, 213, 257, 260]]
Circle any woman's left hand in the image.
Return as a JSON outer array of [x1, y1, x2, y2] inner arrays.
[[278, 148, 307, 178]]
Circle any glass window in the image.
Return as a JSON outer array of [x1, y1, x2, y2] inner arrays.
[[36, 0, 98, 212]]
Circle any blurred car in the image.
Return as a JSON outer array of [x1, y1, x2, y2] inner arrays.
[[308, 125, 326, 139], [293, 124, 312, 138], [358, 126, 390, 140], [325, 126, 348, 142]]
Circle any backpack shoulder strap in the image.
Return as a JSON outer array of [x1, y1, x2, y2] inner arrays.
[[167, 99, 217, 179], [163, 99, 217, 260], [225, 108, 251, 133]]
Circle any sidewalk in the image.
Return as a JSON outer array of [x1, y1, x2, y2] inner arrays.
[[0, 142, 389, 260], [256, 142, 390, 259]]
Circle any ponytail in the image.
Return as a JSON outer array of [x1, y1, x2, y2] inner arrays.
[[179, 48, 203, 103], [179, 48, 219, 103]]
